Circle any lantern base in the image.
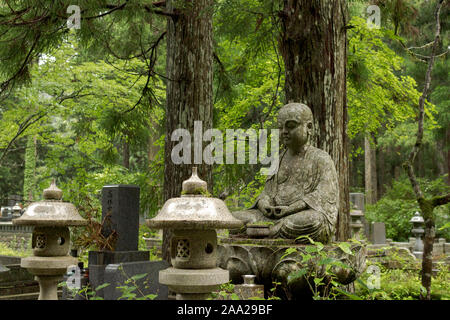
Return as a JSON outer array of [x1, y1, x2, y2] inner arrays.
[[21, 255, 78, 276], [36, 275, 62, 300], [159, 267, 229, 299]]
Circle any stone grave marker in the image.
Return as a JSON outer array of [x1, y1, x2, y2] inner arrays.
[[87, 185, 164, 299], [371, 222, 386, 244]]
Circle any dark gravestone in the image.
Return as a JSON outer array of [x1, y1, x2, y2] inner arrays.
[[87, 185, 153, 299], [101, 185, 140, 251], [103, 261, 169, 300]]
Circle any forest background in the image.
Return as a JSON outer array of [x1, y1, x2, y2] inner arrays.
[[0, 0, 448, 244]]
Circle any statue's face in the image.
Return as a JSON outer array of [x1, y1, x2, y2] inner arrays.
[[278, 114, 312, 150]]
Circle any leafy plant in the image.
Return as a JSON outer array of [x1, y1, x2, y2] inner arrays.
[[282, 236, 356, 300]]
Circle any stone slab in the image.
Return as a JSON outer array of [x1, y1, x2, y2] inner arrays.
[[103, 260, 169, 300], [101, 185, 140, 252], [370, 222, 386, 244], [88, 250, 149, 265], [0, 255, 21, 266]]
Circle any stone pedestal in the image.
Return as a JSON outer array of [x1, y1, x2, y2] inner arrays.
[[159, 267, 229, 300], [217, 237, 366, 300], [370, 222, 386, 244], [234, 275, 264, 299]]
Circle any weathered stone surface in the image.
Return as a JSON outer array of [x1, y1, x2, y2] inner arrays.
[[101, 185, 140, 251], [159, 267, 229, 293], [0, 255, 22, 266], [231, 103, 339, 243], [88, 250, 149, 265], [217, 237, 366, 299], [234, 275, 264, 299], [370, 222, 386, 244]]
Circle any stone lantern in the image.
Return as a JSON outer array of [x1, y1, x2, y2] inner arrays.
[[12, 203, 22, 219], [350, 206, 365, 240], [147, 167, 243, 300], [12, 180, 87, 300], [410, 211, 424, 259]]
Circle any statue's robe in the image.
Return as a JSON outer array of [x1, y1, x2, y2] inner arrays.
[[232, 145, 339, 243]]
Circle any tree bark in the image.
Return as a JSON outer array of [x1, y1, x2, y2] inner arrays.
[[162, 0, 214, 262], [403, 0, 445, 300], [365, 135, 377, 204], [447, 128, 450, 185], [123, 140, 130, 169], [278, 0, 350, 241]]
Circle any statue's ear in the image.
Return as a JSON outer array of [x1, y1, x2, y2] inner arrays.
[[306, 121, 313, 134]]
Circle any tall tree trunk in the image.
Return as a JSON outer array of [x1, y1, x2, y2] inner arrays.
[[123, 140, 130, 169], [278, 0, 350, 241], [163, 0, 214, 262], [365, 135, 377, 204], [435, 139, 445, 176], [447, 128, 450, 185]]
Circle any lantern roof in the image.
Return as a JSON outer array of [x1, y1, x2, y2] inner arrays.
[[147, 167, 243, 230], [12, 180, 87, 227], [409, 211, 424, 224]]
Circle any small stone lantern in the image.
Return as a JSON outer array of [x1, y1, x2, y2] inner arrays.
[[12, 203, 22, 219], [12, 180, 87, 300], [350, 206, 365, 240], [147, 167, 243, 300], [410, 211, 424, 259]]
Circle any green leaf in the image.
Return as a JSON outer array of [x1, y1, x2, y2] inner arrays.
[[313, 277, 324, 286], [287, 269, 308, 284], [333, 287, 363, 300], [338, 242, 354, 255], [130, 273, 148, 281], [95, 283, 110, 291], [438, 222, 450, 231], [305, 246, 318, 253], [280, 247, 297, 260]]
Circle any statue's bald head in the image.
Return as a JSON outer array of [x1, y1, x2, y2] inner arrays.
[[278, 103, 313, 124]]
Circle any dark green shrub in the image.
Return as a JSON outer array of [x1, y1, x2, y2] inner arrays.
[[365, 176, 450, 241]]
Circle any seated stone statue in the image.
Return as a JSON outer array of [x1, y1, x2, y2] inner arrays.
[[231, 103, 339, 243]]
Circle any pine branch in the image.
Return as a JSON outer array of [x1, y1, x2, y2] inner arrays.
[[0, 111, 47, 165]]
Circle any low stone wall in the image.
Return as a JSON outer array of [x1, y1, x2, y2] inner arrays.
[[370, 237, 449, 258], [0, 222, 32, 251], [0, 263, 40, 300]]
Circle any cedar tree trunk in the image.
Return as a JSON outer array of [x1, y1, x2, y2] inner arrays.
[[278, 0, 350, 240], [162, 0, 214, 262]]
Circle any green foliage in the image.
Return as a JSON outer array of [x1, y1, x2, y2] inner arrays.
[[0, 242, 31, 257], [347, 16, 429, 138], [210, 281, 240, 300], [355, 260, 450, 300], [283, 236, 357, 300], [365, 176, 450, 241]]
